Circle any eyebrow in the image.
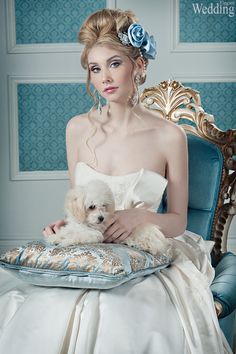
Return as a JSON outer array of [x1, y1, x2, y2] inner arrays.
[[88, 55, 122, 66]]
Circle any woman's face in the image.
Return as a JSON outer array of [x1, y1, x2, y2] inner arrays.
[[87, 45, 136, 104]]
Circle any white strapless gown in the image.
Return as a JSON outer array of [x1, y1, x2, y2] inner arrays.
[[0, 162, 232, 354]]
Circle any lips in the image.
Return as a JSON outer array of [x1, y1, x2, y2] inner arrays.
[[103, 86, 118, 93]]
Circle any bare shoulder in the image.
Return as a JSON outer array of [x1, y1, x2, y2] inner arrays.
[[66, 114, 88, 134], [141, 106, 187, 143]]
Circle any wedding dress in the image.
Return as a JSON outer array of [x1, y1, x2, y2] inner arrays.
[[0, 162, 232, 354]]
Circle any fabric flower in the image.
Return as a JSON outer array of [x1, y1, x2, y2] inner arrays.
[[127, 23, 146, 48], [118, 23, 157, 60], [141, 32, 157, 60]]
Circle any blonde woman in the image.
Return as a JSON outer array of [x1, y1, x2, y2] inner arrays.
[[42, 9, 232, 354]]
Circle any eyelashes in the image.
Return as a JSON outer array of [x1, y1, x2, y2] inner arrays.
[[89, 60, 122, 73], [89, 66, 100, 73], [110, 60, 122, 68]]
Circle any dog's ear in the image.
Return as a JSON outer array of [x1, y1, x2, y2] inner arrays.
[[64, 187, 86, 222], [107, 198, 115, 213]]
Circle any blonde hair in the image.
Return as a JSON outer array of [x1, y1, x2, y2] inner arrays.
[[78, 8, 148, 85]]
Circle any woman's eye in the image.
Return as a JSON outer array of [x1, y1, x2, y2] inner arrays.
[[90, 66, 100, 73], [89, 205, 96, 210], [110, 61, 121, 68]]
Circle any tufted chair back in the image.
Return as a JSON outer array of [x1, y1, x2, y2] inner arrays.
[[187, 134, 223, 241]]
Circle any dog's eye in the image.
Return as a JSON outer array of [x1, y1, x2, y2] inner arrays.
[[102, 204, 107, 207], [88, 205, 96, 210]]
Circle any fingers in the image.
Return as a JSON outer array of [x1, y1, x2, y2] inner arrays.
[[104, 221, 131, 243], [104, 215, 117, 229], [104, 222, 119, 239], [104, 230, 131, 244], [113, 231, 131, 244], [42, 225, 56, 237], [42, 220, 65, 237], [104, 228, 125, 243]]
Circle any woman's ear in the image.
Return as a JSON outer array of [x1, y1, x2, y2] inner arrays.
[[133, 57, 147, 85], [73, 193, 86, 222], [135, 56, 145, 75]]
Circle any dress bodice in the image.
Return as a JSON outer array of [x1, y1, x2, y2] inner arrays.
[[75, 162, 168, 211]]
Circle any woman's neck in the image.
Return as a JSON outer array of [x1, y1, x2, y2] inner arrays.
[[102, 102, 142, 129]]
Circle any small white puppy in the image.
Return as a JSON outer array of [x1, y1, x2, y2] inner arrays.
[[46, 179, 115, 247], [46, 179, 173, 258]]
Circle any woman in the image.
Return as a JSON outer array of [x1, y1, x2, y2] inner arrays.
[[42, 8, 230, 354], [44, 9, 188, 241]]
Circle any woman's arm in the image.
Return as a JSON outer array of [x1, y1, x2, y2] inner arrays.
[[145, 124, 188, 237], [104, 125, 188, 241]]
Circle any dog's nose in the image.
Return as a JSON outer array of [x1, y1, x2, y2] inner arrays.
[[98, 216, 104, 223]]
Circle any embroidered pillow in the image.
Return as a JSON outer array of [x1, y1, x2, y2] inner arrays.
[[0, 241, 171, 289]]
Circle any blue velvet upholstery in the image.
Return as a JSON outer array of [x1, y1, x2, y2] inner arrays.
[[187, 134, 224, 240], [211, 252, 236, 318], [219, 310, 236, 350]]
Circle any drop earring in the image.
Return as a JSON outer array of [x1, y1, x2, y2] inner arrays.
[[97, 91, 102, 115], [129, 74, 141, 106], [135, 74, 141, 86], [94, 90, 102, 115]]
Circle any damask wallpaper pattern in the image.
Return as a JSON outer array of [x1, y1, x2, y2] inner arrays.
[[15, 0, 106, 44], [179, 0, 236, 42], [17, 82, 235, 172], [18, 83, 93, 171], [183, 82, 236, 131]]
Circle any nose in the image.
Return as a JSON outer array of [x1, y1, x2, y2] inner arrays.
[[98, 215, 104, 223], [102, 69, 112, 84]]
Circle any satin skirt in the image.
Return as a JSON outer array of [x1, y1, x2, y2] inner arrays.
[[0, 231, 232, 354]]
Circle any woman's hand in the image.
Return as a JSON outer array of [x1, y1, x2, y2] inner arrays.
[[103, 208, 148, 243], [42, 219, 65, 237]]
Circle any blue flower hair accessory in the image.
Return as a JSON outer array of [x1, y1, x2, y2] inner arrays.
[[118, 23, 157, 60]]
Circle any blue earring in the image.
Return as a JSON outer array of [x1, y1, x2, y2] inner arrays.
[[95, 90, 102, 114]]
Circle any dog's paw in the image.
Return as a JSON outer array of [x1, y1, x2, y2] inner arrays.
[[86, 230, 104, 243], [46, 235, 61, 245], [123, 224, 174, 259]]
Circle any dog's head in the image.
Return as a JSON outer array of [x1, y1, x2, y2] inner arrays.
[[64, 179, 115, 231]]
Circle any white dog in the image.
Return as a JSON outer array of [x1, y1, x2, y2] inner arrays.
[[46, 179, 173, 258], [46, 180, 115, 247]]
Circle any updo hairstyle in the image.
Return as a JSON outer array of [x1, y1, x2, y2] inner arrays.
[[78, 9, 148, 85]]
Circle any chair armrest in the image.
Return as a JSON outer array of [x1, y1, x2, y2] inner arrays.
[[210, 252, 236, 318]]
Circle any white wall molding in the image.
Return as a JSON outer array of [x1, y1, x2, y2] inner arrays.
[[8, 74, 86, 181], [171, 0, 236, 53], [172, 74, 236, 83], [6, 0, 117, 54]]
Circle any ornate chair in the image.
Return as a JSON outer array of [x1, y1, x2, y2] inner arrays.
[[140, 80, 236, 348]]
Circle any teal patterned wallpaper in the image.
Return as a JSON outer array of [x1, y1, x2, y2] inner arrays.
[[18, 83, 93, 171], [17, 82, 235, 172], [180, 0, 236, 42], [15, 0, 106, 44], [183, 82, 236, 130]]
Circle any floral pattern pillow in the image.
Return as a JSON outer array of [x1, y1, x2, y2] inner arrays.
[[0, 241, 171, 289]]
